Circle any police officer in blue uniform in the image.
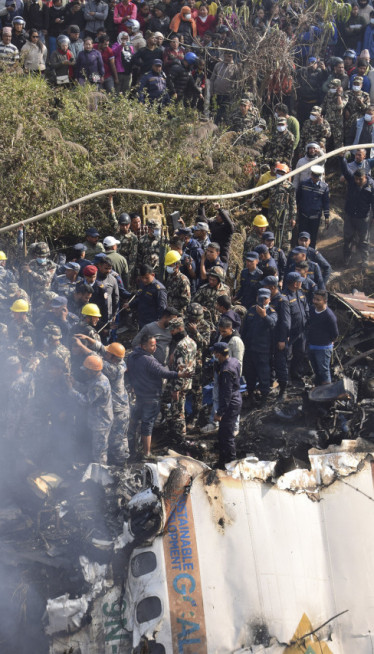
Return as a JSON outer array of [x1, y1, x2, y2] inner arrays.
[[260, 275, 290, 399], [297, 231, 332, 283], [284, 272, 309, 382], [211, 341, 242, 469], [126, 264, 167, 328], [254, 244, 279, 276], [284, 246, 325, 289], [261, 232, 287, 282], [234, 251, 263, 309], [295, 260, 317, 306], [242, 288, 278, 403]]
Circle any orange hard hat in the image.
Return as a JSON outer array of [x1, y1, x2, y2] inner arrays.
[[83, 354, 103, 371], [106, 342, 126, 358], [275, 162, 290, 174]]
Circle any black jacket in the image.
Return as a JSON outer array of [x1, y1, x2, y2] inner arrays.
[[341, 156, 374, 220], [167, 60, 200, 99]]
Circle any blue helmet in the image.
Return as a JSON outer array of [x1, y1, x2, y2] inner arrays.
[[184, 52, 198, 65], [343, 49, 356, 61]]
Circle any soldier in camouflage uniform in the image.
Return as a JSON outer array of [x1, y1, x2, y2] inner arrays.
[[21, 242, 57, 310], [229, 97, 261, 145], [115, 213, 138, 289], [242, 118, 269, 149], [321, 79, 348, 149], [165, 316, 197, 442], [192, 266, 231, 323], [137, 218, 161, 277], [345, 75, 371, 139], [83, 227, 105, 261], [184, 302, 211, 428], [243, 214, 269, 262], [164, 251, 191, 314], [42, 323, 71, 373], [258, 163, 297, 253], [265, 117, 294, 167], [8, 298, 35, 345], [299, 106, 331, 152]]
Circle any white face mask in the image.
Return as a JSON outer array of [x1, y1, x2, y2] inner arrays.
[[309, 114, 317, 121], [153, 228, 161, 238], [277, 125, 286, 132], [199, 14, 208, 21], [254, 126, 263, 132], [365, 113, 372, 121], [166, 266, 175, 274], [184, 13, 191, 19], [353, 85, 361, 92], [329, 88, 337, 94]]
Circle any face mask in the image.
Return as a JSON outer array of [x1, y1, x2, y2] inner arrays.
[[254, 126, 263, 133], [365, 113, 372, 121], [37, 257, 47, 265], [184, 13, 191, 19], [277, 125, 286, 132], [154, 228, 161, 238], [166, 266, 175, 274], [309, 114, 317, 121], [329, 88, 337, 94], [353, 85, 361, 92], [199, 14, 207, 21], [276, 173, 283, 179]]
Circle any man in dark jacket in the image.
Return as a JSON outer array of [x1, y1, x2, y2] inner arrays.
[[308, 290, 339, 386], [125, 264, 167, 328], [167, 53, 202, 105], [126, 333, 190, 457], [340, 151, 374, 269], [284, 272, 309, 382], [261, 275, 291, 398], [211, 341, 242, 469], [198, 202, 235, 264], [138, 58, 169, 104], [296, 165, 330, 248]]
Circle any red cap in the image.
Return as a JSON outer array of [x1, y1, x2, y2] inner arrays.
[[83, 265, 98, 276]]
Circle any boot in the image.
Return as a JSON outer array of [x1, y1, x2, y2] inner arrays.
[[278, 383, 287, 400]]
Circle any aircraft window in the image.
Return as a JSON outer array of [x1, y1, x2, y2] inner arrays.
[[136, 596, 162, 624], [131, 551, 157, 577]]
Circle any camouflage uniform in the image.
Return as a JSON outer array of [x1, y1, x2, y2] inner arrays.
[[52, 274, 80, 300], [8, 315, 35, 345], [192, 281, 231, 323], [265, 129, 295, 166], [165, 270, 191, 313], [137, 234, 161, 276], [185, 308, 211, 423], [26, 259, 57, 309], [243, 229, 263, 261], [166, 332, 196, 441], [117, 231, 138, 288], [321, 81, 348, 149], [345, 89, 371, 136], [82, 240, 104, 261], [299, 116, 332, 152], [261, 182, 297, 253], [230, 106, 260, 133]]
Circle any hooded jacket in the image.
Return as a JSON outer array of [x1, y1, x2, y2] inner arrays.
[[126, 346, 178, 399]]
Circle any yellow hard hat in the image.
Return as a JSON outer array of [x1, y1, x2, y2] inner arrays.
[[106, 342, 126, 358], [253, 214, 269, 227], [0, 251, 7, 261], [10, 299, 29, 312], [164, 250, 181, 267], [83, 354, 103, 371], [81, 303, 101, 317]]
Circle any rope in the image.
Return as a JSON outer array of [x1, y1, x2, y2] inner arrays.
[[0, 143, 370, 235]]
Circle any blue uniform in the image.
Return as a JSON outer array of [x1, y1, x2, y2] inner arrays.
[[236, 267, 263, 309], [270, 291, 290, 386], [296, 177, 330, 248], [216, 356, 242, 468], [138, 70, 169, 103], [284, 258, 324, 289], [242, 303, 278, 397], [258, 256, 278, 275], [131, 278, 167, 329], [301, 275, 317, 306], [269, 246, 287, 281], [284, 288, 309, 380], [306, 246, 332, 284], [70, 373, 113, 464]]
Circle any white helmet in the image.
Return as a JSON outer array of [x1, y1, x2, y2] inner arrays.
[[126, 18, 140, 32]]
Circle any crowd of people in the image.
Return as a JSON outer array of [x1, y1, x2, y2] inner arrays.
[[3, 0, 374, 469], [0, 195, 340, 469]]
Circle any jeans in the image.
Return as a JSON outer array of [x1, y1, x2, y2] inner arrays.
[[309, 347, 332, 385]]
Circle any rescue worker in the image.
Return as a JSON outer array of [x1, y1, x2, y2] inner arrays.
[[127, 333, 191, 458], [116, 212, 138, 288], [263, 163, 297, 253], [131, 306, 180, 365], [284, 272, 309, 382], [261, 231, 287, 282], [234, 251, 263, 309], [41, 323, 71, 373], [137, 218, 161, 275], [285, 246, 325, 289], [70, 303, 102, 345], [295, 260, 317, 305], [294, 231, 332, 284], [212, 341, 242, 469], [165, 316, 196, 442], [184, 302, 211, 430], [296, 164, 330, 248], [68, 353, 114, 465], [74, 337, 130, 463], [8, 298, 35, 344], [242, 288, 278, 403], [0, 250, 15, 285], [193, 266, 230, 323], [22, 242, 57, 309], [103, 235, 129, 287], [243, 214, 269, 260], [67, 281, 93, 316], [83, 227, 105, 260], [255, 244, 279, 276], [126, 264, 167, 328], [164, 250, 191, 313], [52, 261, 82, 299], [260, 276, 290, 398]]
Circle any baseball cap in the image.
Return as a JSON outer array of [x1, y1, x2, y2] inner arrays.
[[285, 272, 303, 283], [210, 341, 229, 354], [298, 232, 311, 240], [103, 236, 120, 247], [246, 251, 259, 261], [86, 227, 99, 237], [64, 262, 80, 271]]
